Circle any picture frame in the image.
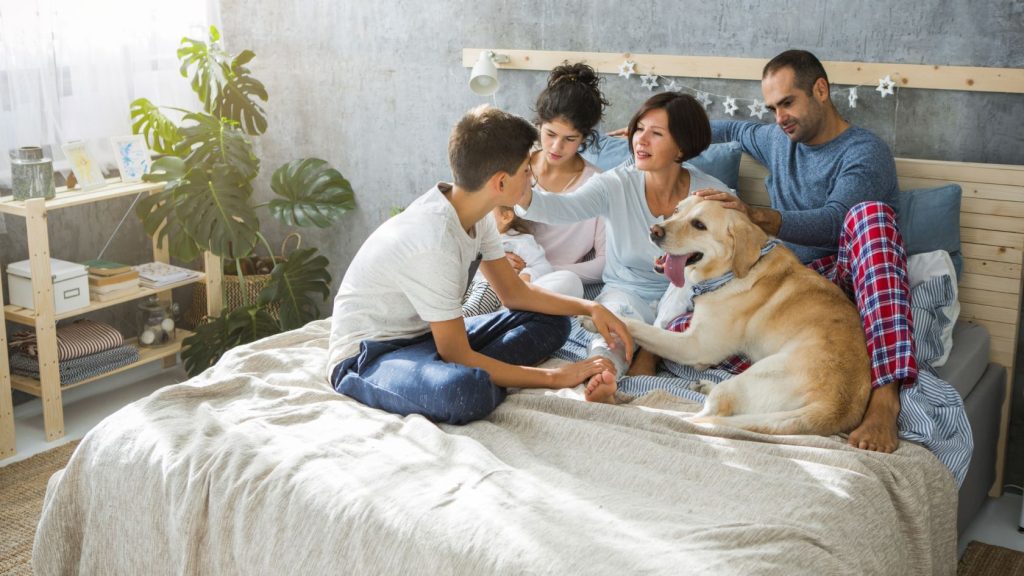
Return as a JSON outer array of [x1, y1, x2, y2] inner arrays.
[[109, 135, 152, 183], [61, 140, 107, 191]]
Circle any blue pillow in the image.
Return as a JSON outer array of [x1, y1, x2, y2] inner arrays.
[[897, 183, 963, 277], [581, 133, 742, 191]]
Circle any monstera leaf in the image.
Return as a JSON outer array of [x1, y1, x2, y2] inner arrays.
[[181, 305, 279, 376], [176, 112, 259, 183], [138, 156, 260, 260], [178, 27, 267, 135], [130, 98, 183, 155], [257, 247, 331, 331], [268, 158, 356, 228]]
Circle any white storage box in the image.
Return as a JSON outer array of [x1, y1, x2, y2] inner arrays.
[[7, 258, 90, 314]]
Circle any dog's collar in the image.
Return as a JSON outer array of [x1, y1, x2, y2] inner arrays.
[[690, 239, 782, 300]]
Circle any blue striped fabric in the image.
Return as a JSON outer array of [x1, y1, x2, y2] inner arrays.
[[910, 274, 957, 369], [9, 344, 140, 385], [556, 302, 973, 486]]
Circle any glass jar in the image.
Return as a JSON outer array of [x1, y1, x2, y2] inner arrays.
[[137, 296, 175, 347], [9, 146, 55, 201]]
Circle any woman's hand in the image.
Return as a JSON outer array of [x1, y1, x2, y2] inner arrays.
[[505, 252, 526, 272], [694, 188, 781, 235], [548, 356, 616, 388], [694, 188, 749, 215]]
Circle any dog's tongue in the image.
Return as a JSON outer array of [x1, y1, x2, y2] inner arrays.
[[662, 253, 690, 287]]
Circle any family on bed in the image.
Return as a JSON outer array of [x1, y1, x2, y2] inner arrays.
[[326, 49, 970, 476]]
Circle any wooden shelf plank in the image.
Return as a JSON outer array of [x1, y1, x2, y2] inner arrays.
[[3, 274, 206, 326], [9, 330, 193, 397], [0, 179, 163, 216]]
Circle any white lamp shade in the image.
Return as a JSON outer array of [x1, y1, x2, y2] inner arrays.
[[469, 52, 499, 96]]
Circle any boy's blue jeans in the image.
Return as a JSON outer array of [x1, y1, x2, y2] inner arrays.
[[331, 310, 571, 424]]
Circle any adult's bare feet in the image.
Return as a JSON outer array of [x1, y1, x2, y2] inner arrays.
[[848, 382, 901, 453], [584, 370, 617, 404], [627, 348, 659, 376]]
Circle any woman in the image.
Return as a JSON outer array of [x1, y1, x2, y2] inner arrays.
[[517, 91, 731, 402], [462, 62, 608, 315]]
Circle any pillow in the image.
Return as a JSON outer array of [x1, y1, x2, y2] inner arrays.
[[581, 133, 743, 191], [898, 184, 963, 278], [908, 250, 960, 367]]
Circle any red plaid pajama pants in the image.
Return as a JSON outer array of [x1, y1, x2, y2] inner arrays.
[[666, 201, 918, 389]]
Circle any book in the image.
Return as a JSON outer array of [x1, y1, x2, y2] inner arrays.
[[89, 278, 140, 294], [90, 287, 140, 302], [88, 270, 140, 287], [83, 259, 132, 276], [132, 262, 200, 288]]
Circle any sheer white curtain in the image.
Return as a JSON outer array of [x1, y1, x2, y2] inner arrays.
[[0, 0, 220, 187]]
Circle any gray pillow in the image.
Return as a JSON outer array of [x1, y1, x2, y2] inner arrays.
[[898, 184, 963, 277]]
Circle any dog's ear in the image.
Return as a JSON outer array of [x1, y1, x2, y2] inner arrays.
[[730, 219, 764, 278]]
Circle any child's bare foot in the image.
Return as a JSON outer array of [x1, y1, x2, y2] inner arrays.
[[848, 383, 901, 453], [627, 348, 658, 376], [584, 370, 617, 404]]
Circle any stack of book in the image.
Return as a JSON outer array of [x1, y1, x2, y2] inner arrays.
[[133, 262, 201, 289], [84, 260, 140, 302]]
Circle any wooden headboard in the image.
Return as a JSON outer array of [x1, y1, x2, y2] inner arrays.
[[737, 155, 1024, 494]]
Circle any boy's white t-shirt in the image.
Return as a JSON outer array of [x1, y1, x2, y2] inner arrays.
[[326, 183, 505, 375]]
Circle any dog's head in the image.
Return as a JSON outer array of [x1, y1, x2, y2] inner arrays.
[[651, 195, 769, 287]]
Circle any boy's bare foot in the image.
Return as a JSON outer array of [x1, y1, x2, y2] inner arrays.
[[627, 348, 659, 376], [584, 370, 617, 404], [848, 382, 901, 453]]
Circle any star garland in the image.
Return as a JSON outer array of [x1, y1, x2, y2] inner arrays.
[[613, 58, 902, 121]]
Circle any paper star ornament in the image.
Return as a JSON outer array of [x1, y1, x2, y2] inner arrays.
[[747, 99, 768, 120], [876, 75, 895, 98], [640, 73, 659, 91], [618, 60, 636, 79], [695, 91, 712, 110], [723, 96, 738, 116], [664, 78, 679, 92], [848, 87, 859, 108]]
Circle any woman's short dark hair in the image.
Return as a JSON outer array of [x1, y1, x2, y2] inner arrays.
[[533, 62, 609, 151], [626, 92, 711, 163]]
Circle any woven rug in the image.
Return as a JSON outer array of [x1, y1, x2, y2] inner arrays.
[[959, 540, 1024, 575], [0, 441, 79, 576]]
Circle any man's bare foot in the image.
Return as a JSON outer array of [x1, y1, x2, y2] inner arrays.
[[627, 348, 658, 376], [584, 370, 617, 404], [848, 383, 901, 453]]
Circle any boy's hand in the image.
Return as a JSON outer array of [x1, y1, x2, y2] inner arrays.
[[586, 303, 634, 364], [549, 356, 615, 389], [505, 252, 526, 272]]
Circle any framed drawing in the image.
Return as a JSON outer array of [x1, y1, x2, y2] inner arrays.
[[110, 135, 152, 183], [61, 140, 107, 190]]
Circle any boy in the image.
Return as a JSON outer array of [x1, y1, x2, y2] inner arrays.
[[327, 106, 631, 424]]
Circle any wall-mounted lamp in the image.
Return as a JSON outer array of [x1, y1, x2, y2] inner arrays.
[[468, 50, 510, 96]]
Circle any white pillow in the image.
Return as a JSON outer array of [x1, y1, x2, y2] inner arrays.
[[907, 250, 960, 367]]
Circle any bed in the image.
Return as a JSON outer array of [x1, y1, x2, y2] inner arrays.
[[30, 153, 1023, 575]]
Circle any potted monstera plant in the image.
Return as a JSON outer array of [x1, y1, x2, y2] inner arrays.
[[130, 26, 355, 376]]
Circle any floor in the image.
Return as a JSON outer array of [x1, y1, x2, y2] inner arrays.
[[2, 364, 1022, 561]]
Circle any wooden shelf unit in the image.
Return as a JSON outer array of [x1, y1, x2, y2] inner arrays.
[[0, 180, 223, 450]]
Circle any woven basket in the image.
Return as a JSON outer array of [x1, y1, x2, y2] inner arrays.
[[184, 233, 300, 329]]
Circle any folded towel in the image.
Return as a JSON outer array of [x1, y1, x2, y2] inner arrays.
[[9, 344, 140, 385], [9, 319, 124, 361]]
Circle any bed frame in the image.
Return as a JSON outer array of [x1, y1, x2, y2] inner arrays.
[[738, 156, 1024, 497]]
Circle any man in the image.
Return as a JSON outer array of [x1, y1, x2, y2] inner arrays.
[[695, 49, 909, 453]]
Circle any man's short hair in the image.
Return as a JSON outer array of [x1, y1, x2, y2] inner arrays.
[[763, 49, 830, 95], [449, 105, 538, 191]]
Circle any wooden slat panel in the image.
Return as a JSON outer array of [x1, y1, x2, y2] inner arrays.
[[962, 258, 1021, 280], [897, 178, 1024, 203], [961, 302, 1019, 324], [961, 212, 1024, 234], [894, 158, 1024, 186], [961, 243, 1023, 265], [958, 272, 1022, 295], [990, 337, 1018, 362], [958, 287, 1021, 311], [463, 49, 1024, 94], [960, 228, 1024, 251]]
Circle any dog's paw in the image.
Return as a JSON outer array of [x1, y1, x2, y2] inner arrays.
[[688, 379, 716, 395], [577, 315, 598, 333], [692, 363, 712, 372]]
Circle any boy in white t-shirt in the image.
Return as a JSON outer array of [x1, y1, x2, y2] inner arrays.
[[327, 106, 631, 424]]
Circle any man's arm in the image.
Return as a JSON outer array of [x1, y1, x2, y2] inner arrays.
[[711, 120, 773, 166]]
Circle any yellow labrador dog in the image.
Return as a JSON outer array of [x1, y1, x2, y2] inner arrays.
[[596, 195, 871, 437]]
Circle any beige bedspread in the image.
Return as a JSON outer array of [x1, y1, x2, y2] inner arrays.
[[34, 320, 957, 575]]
